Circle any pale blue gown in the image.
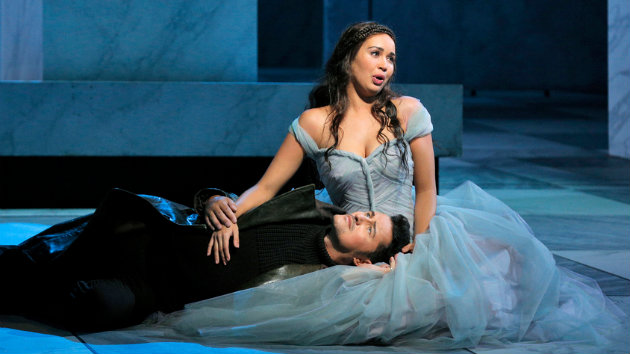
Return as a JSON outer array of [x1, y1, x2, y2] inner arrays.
[[289, 105, 434, 234], [128, 105, 627, 351]]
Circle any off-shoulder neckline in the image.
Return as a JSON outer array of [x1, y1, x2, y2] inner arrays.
[[293, 120, 403, 161]]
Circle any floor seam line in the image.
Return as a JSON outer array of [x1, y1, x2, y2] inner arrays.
[[554, 254, 630, 281], [74, 333, 99, 354]]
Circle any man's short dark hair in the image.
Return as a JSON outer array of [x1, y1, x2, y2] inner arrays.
[[364, 214, 411, 263]]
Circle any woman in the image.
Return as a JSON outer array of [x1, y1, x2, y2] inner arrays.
[[203, 22, 434, 265], [166, 22, 627, 350]]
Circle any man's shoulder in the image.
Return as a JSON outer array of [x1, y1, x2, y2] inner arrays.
[[238, 185, 333, 230]]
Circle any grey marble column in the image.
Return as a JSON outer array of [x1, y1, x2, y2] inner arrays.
[[322, 0, 369, 64], [0, 0, 43, 81], [608, 0, 629, 159]]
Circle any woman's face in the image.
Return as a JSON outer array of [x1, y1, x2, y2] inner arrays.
[[348, 33, 396, 98]]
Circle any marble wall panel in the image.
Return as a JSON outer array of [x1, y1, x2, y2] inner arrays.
[[0, 0, 42, 80], [608, 0, 630, 159], [43, 0, 256, 81], [322, 0, 369, 64], [0, 82, 461, 157], [393, 83, 463, 157]]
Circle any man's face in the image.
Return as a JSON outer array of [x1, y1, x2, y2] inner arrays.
[[331, 211, 393, 256]]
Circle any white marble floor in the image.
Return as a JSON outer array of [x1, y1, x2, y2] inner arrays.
[[1, 90, 629, 354]]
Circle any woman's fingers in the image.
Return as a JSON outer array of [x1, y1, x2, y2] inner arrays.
[[389, 256, 396, 271], [209, 197, 237, 227], [203, 196, 235, 229], [204, 215, 215, 231], [358, 263, 393, 274], [222, 199, 238, 224], [208, 213, 221, 230], [401, 242, 415, 253], [215, 207, 233, 228]]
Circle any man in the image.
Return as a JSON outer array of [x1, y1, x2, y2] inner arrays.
[[1, 185, 409, 332]]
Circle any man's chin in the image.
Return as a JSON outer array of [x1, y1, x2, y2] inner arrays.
[[327, 225, 350, 254]]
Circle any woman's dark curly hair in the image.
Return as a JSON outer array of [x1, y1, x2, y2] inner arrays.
[[308, 21, 409, 171]]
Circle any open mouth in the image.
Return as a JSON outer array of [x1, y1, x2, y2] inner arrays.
[[372, 75, 385, 85]]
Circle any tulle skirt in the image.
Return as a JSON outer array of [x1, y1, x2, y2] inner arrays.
[[124, 182, 628, 351]]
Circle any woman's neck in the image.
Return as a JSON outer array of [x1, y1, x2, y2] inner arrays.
[[345, 83, 377, 114]]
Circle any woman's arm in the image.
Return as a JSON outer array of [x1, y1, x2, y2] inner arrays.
[[394, 96, 436, 236], [205, 132, 305, 264], [410, 133, 437, 234], [234, 132, 305, 218], [204, 108, 327, 230], [202, 132, 306, 228]]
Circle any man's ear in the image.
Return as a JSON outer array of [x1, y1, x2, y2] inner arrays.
[[353, 257, 372, 266]]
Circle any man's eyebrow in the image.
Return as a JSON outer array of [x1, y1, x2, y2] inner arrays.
[[367, 211, 376, 237]]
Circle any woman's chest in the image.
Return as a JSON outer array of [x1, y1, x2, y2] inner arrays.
[[314, 143, 413, 185], [335, 123, 397, 159]]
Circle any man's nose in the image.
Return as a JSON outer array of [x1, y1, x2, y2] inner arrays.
[[355, 214, 370, 224]]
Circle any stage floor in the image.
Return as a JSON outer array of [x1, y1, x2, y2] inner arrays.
[[1, 90, 628, 354]]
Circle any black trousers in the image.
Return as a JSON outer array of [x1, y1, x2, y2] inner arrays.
[[1, 221, 260, 332], [1, 222, 160, 331]]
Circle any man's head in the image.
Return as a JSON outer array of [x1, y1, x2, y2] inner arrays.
[[326, 211, 410, 266]]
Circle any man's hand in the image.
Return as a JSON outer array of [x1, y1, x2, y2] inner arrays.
[[203, 196, 237, 231], [207, 223, 239, 265]]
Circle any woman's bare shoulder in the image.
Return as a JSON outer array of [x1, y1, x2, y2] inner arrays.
[[298, 107, 330, 141], [392, 96, 424, 130]]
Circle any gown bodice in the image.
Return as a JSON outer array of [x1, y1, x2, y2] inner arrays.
[[289, 105, 433, 232]]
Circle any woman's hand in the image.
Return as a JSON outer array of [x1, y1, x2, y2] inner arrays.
[[401, 242, 415, 253], [357, 256, 397, 274], [203, 196, 237, 231], [207, 223, 239, 265]]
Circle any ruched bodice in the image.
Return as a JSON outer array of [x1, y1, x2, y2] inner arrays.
[[289, 105, 433, 232]]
